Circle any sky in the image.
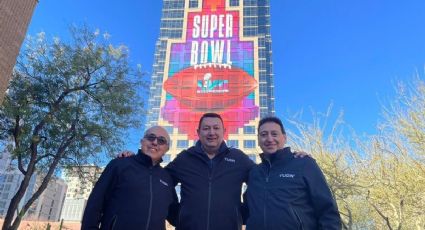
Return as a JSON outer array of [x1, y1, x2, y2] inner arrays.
[[26, 0, 425, 149]]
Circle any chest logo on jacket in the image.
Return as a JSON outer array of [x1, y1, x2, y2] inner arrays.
[[279, 173, 295, 178], [224, 157, 236, 163]]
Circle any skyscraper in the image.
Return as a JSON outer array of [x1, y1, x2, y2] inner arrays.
[[0, 0, 38, 102], [146, 0, 274, 162]]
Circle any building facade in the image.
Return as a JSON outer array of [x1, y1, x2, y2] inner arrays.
[[0, 0, 38, 102], [26, 177, 67, 221], [60, 166, 103, 221], [146, 0, 274, 163], [0, 172, 67, 221]]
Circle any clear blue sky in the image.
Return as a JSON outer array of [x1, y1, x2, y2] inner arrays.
[[26, 0, 425, 148]]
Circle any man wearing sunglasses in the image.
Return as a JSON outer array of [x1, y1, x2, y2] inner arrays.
[[82, 126, 178, 230]]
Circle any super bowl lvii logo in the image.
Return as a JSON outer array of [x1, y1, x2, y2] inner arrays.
[[197, 73, 229, 94]]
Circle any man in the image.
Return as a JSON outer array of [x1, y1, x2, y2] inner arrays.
[[81, 126, 177, 230], [245, 117, 341, 230], [166, 113, 254, 230], [117, 113, 308, 229]]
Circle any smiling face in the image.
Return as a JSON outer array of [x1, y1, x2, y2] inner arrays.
[[141, 126, 170, 164], [197, 117, 225, 154], [258, 122, 287, 154]]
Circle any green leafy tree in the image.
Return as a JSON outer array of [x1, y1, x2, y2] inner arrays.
[[0, 25, 145, 230]]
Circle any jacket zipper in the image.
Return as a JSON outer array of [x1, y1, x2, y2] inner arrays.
[[235, 207, 242, 230], [110, 215, 117, 230], [206, 159, 213, 230], [292, 207, 304, 230], [145, 168, 153, 230], [263, 159, 272, 229]]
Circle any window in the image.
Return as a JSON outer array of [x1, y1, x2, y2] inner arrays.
[[243, 140, 256, 149], [0, 201, 6, 208], [227, 140, 239, 148], [162, 154, 171, 164], [177, 140, 189, 149], [164, 126, 174, 134], [189, 0, 198, 8], [230, 0, 239, 6], [243, 126, 256, 134]]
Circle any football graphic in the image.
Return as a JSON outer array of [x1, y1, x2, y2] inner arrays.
[[163, 66, 258, 110]]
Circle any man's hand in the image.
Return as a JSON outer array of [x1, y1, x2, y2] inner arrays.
[[117, 150, 135, 158], [294, 151, 312, 158]]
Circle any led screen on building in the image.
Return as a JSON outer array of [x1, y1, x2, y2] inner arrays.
[[161, 0, 259, 139]]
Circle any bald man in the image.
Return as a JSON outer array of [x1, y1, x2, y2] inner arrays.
[[82, 126, 178, 230]]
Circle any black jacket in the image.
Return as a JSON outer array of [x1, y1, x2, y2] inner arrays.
[[166, 141, 255, 230], [245, 147, 341, 230], [81, 150, 177, 230]]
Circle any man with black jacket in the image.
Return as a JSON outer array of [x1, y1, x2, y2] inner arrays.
[[81, 126, 178, 230], [245, 117, 341, 230], [166, 113, 255, 230]]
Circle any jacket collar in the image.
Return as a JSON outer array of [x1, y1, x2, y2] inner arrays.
[[135, 149, 162, 167], [260, 147, 293, 165], [194, 141, 228, 154], [191, 141, 229, 161]]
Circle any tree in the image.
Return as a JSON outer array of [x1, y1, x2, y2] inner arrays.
[[360, 134, 425, 229], [382, 76, 425, 160], [0, 25, 145, 230], [361, 76, 425, 229]]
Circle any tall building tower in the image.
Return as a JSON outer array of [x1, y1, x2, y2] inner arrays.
[[60, 166, 103, 222], [146, 0, 274, 162], [0, 0, 38, 102]]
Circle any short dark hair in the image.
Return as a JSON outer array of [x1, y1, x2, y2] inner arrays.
[[258, 116, 286, 134], [198, 113, 224, 130]]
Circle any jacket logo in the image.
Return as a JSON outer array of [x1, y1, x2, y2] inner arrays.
[[279, 173, 295, 178], [159, 179, 169, 186], [224, 157, 235, 163]]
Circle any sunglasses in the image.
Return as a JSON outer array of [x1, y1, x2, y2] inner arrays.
[[144, 134, 168, 146]]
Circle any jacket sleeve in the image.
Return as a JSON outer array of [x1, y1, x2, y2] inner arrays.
[[241, 189, 249, 225], [165, 151, 184, 186], [167, 186, 180, 226], [81, 160, 118, 230], [303, 158, 342, 230], [165, 152, 184, 226], [240, 151, 255, 224]]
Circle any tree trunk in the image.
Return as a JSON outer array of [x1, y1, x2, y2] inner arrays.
[[1, 170, 34, 230], [2, 135, 73, 230]]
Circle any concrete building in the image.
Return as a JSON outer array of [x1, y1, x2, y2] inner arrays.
[[0, 0, 38, 102], [0, 147, 67, 221], [0, 172, 67, 221], [60, 166, 103, 221], [145, 0, 275, 163], [0, 146, 12, 173], [25, 177, 67, 221]]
